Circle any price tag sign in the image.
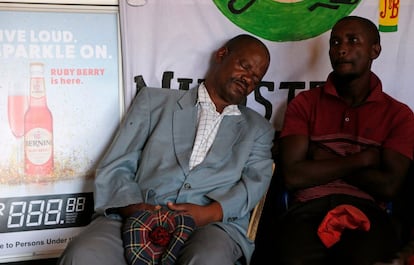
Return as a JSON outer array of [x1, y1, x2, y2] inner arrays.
[[0, 193, 94, 233]]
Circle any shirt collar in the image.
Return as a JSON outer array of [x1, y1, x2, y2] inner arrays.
[[198, 83, 241, 116], [324, 71, 384, 103]]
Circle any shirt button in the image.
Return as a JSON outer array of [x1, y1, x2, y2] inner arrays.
[[184, 183, 191, 189], [345, 117, 350, 122]]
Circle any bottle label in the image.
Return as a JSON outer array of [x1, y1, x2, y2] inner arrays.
[[31, 78, 46, 99], [25, 128, 53, 165]]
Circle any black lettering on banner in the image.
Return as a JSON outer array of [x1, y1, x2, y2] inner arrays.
[[134, 75, 147, 93], [177, 78, 193, 91], [162, 71, 174, 88], [308, 2, 339, 11], [309, 0, 359, 11], [279, 82, 306, 104], [255, 81, 274, 120], [228, 0, 257, 14], [331, 0, 359, 4], [133, 73, 324, 120]]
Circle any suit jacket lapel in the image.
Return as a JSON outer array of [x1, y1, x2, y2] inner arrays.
[[173, 88, 198, 176], [172, 87, 245, 173], [202, 115, 244, 166]]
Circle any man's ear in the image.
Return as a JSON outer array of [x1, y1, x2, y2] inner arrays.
[[371, 43, 381, 60], [215, 46, 229, 62]]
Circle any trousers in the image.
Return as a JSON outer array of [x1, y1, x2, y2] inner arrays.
[[57, 215, 243, 265], [272, 194, 399, 265]]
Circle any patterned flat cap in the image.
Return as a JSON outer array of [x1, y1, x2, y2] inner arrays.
[[122, 209, 195, 265]]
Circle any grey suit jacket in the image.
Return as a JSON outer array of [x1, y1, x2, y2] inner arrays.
[[94, 86, 274, 262]]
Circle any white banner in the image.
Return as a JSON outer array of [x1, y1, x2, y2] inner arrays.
[[120, 0, 414, 131]]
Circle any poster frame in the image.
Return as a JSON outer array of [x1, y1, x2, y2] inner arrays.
[[0, 2, 123, 262]]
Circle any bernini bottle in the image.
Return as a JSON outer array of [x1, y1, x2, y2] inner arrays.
[[24, 62, 54, 178]]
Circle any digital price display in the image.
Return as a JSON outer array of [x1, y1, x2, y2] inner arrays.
[[0, 193, 94, 233]]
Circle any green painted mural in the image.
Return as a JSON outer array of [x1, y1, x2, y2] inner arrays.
[[213, 0, 361, 42]]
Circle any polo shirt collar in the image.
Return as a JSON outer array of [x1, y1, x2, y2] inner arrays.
[[324, 71, 384, 103]]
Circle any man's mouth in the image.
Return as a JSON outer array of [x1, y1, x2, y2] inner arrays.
[[335, 60, 352, 66], [233, 79, 247, 95]]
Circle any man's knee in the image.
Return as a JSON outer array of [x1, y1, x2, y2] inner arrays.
[[176, 225, 242, 265], [57, 237, 91, 265], [57, 217, 125, 265]]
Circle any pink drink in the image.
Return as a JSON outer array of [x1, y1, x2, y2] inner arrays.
[[8, 95, 28, 138]]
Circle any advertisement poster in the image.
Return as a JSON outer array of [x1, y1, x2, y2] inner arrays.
[[0, 3, 121, 262]]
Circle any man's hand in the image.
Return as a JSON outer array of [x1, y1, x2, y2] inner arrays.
[[118, 203, 161, 219], [166, 201, 223, 227], [358, 147, 381, 169]]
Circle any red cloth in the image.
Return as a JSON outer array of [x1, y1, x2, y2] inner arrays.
[[317, 204, 370, 248]]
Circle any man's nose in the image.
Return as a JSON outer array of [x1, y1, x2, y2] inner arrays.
[[337, 44, 348, 56]]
